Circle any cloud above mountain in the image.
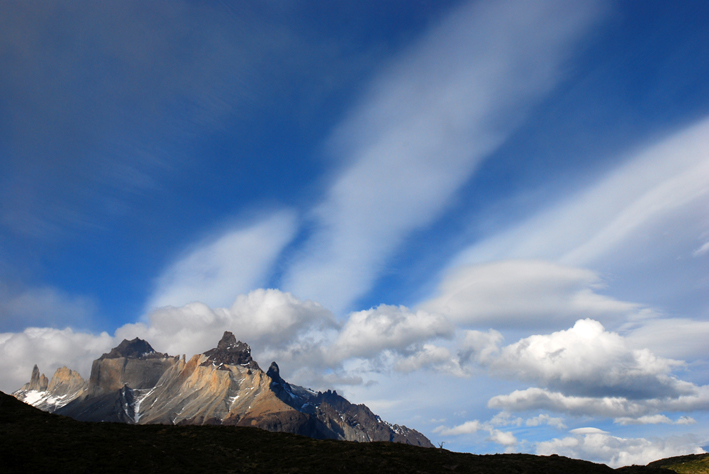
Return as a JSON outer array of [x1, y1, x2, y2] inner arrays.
[[121, 288, 337, 363], [0, 327, 114, 392], [5, 289, 707, 425], [2, 0, 709, 465], [2, 280, 708, 463]]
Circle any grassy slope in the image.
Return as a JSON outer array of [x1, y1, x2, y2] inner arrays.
[[649, 454, 709, 474], [0, 391, 679, 474]]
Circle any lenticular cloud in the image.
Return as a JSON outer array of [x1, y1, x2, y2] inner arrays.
[[420, 260, 641, 329]]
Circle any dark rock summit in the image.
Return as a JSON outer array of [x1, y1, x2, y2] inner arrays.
[[202, 331, 260, 370], [266, 361, 282, 383], [13, 331, 433, 447], [99, 337, 163, 359]]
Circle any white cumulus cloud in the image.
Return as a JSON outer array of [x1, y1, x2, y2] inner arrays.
[[434, 418, 517, 448], [394, 344, 464, 376], [0, 288, 339, 393], [489, 319, 690, 399], [488, 429, 518, 447], [536, 429, 706, 468], [525, 414, 567, 430], [0, 327, 114, 393], [120, 288, 337, 371], [330, 304, 454, 362], [434, 420, 484, 436]]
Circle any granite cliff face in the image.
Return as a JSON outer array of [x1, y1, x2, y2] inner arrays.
[[14, 365, 87, 412], [88, 338, 180, 394], [53, 338, 183, 423], [13, 332, 433, 447]]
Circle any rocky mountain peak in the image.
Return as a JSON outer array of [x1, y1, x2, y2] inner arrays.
[[216, 331, 237, 350], [47, 367, 86, 393], [266, 361, 282, 383], [99, 338, 158, 360], [202, 331, 259, 370], [14, 364, 87, 412], [28, 364, 48, 391], [14, 331, 433, 447]]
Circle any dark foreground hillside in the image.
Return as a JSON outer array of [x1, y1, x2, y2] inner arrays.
[[0, 391, 684, 474], [648, 454, 709, 473]]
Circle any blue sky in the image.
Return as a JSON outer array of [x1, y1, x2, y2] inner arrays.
[[1, 0, 708, 466]]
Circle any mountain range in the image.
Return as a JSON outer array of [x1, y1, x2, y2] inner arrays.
[[3, 388, 704, 473], [13, 331, 432, 447]]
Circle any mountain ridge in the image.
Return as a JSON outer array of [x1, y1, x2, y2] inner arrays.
[[1, 389, 687, 474], [13, 331, 432, 447]]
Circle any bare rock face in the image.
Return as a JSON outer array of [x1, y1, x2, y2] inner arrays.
[[47, 367, 86, 395], [87, 337, 180, 395], [13, 365, 87, 413], [139, 353, 300, 429], [54, 337, 181, 422], [28, 365, 48, 391], [14, 331, 433, 447], [87, 356, 179, 394]]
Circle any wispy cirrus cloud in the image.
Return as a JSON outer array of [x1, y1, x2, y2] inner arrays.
[[283, 0, 608, 314], [146, 211, 297, 311], [0, 0, 349, 239], [487, 385, 709, 419], [624, 318, 709, 361], [614, 415, 696, 426], [449, 117, 709, 322]]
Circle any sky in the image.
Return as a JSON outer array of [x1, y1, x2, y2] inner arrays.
[[1, 0, 708, 467]]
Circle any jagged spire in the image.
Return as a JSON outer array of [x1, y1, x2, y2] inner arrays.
[[28, 364, 48, 391], [216, 331, 238, 350], [202, 331, 259, 370], [267, 361, 282, 384]]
